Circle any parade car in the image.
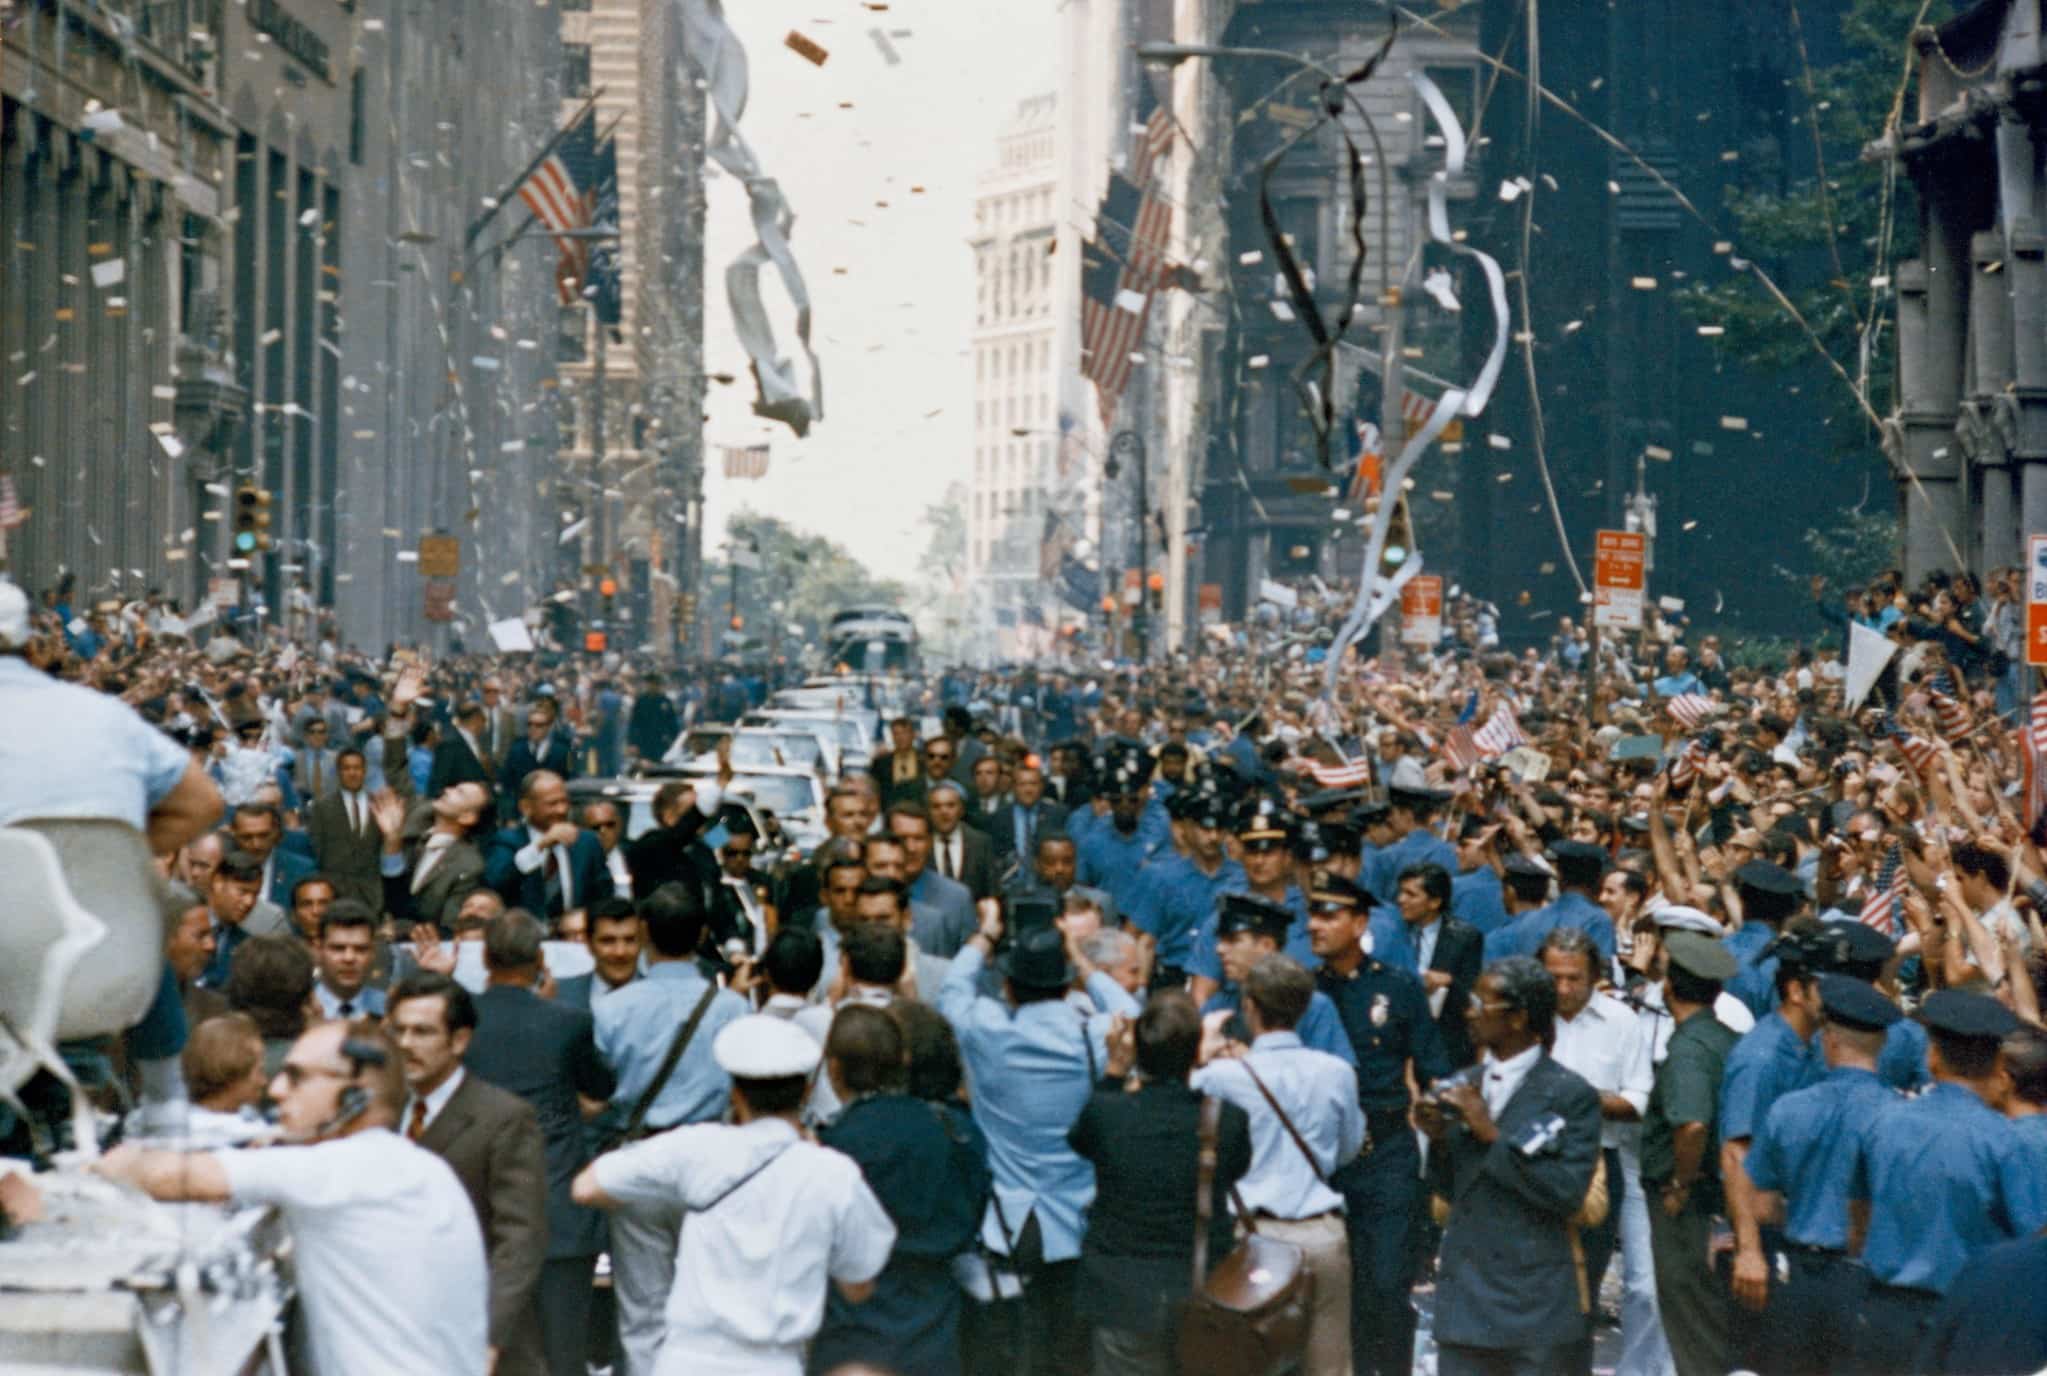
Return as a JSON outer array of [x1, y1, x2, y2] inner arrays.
[[660, 724, 841, 782], [741, 709, 873, 775], [568, 764, 829, 859]]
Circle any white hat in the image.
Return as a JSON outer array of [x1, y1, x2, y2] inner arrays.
[[1650, 904, 1722, 937], [0, 580, 28, 650], [713, 1013, 822, 1080]]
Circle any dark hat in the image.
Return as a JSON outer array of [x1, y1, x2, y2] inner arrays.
[[1389, 783, 1450, 812], [1915, 989, 2021, 1043], [1216, 892, 1295, 942], [1308, 874, 1371, 913], [1291, 820, 1330, 863], [1813, 920, 1896, 975], [997, 925, 1074, 990], [1352, 800, 1392, 828], [1816, 974, 1902, 1032], [1765, 925, 1837, 978], [1662, 930, 1739, 982], [1548, 840, 1607, 886], [1734, 860, 1803, 896], [1504, 853, 1553, 881], [1185, 796, 1229, 830], [1164, 790, 1200, 822], [1236, 795, 1294, 845], [1318, 820, 1362, 856], [1301, 787, 1368, 816]]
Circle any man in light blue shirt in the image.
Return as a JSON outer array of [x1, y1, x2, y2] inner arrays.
[[1192, 954, 1365, 1376], [1360, 786, 1458, 906], [937, 906, 1139, 1374], [591, 881, 748, 1376]]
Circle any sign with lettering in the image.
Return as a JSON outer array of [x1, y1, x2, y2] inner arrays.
[[1593, 529, 1646, 630]]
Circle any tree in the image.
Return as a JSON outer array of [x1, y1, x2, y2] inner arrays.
[[1681, 0, 1944, 461], [910, 484, 969, 661], [711, 511, 906, 658]]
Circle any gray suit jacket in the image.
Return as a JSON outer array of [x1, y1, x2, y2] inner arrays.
[[381, 817, 486, 932], [419, 1073, 549, 1369], [307, 793, 384, 911], [1432, 1053, 1604, 1352]]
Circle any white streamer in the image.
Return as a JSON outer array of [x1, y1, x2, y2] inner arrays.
[[678, 0, 824, 436], [1324, 70, 1512, 694]]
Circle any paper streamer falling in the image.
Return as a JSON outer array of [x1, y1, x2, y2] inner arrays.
[[1325, 70, 1511, 694], [678, 0, 824, 437]]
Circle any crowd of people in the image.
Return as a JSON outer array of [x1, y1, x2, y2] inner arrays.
[[0, 555, 2045, 1376]]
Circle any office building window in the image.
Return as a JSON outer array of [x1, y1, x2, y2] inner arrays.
[[563, 43, 593, 98]]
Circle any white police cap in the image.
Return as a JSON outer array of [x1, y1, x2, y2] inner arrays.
[[713, 1013, 822, 1080]]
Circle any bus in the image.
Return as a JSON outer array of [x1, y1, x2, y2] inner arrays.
[[823, 606, 919, 675]]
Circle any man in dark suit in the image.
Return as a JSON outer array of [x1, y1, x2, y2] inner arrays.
[[501, 699, 577, 811], [427, 700, 497, 799], [867, 716, 926, 808], [987, 762, 1070, 872], [476, 678, 521, 773], [467, 913, 618, 1376], [926, 781, 998, 902], [1405, 863, 1486, 1070], [228, 801, 317, 911], [373, 783, 491, 932], [387, 972, 550, 1376], [622, 776, 723, 903], [306, 748, 385, 910], [483, 770, 614, 919], [1418, 957, 1603, 1376]]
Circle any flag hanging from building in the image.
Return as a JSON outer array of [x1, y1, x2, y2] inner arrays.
[[722, 444, 770, 480], [1346, 390, 1442, 507], [1080, 82, 1173, 428], [0, 473, 23, 530], [1039, 509, 1072, 584], [2023, 691, 2047, 830], [517, 108, 597, 306], [587, 135, 622, 327]]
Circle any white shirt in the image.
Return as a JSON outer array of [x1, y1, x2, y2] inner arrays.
[[314, 980, 385, 1021], [1637, 982, 1755, 1063], [215, 1129, 487, 1376], [1481, 1042, 1543, 1119], [593, 1116, 896, 1376], [1414, 917, 1443, 975], [936, 829, 963, 881], [406, 1066, 466, 1137], [513, 826, 576, 909], [413, 832, 460, 891], [794, 987, 893, 1126], [1192, 1031, 1366, 1221], [340, 789, 370, 837], [606, 844, 632, 893], [1549, 990, 1653, 1152]]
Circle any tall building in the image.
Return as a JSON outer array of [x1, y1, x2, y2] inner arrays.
[[969, 92, 1060, 660]]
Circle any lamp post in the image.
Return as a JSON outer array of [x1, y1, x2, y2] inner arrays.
[[1108, 430, 1149, 661]]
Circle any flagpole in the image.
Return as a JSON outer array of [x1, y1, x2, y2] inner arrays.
[[464, 87, 607, 247]]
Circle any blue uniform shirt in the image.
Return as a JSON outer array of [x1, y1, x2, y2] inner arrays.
[[1877, 1017, 1931, 1092], [1075, 818, 1168, 916], [1483, 890, 1616, 963], [1315, 958, 1450, 1111], [1849, 1082, 2047, 1292], [593, 962, 750, 1129], [1362, 827, 1459, 905], [1746, 1065, 1898, 1249], [1128, 854, 1245, 969], [1201, 987, 1357, 1067], [1188, 883, 1314, 982], [1724, 921, 1780, 1020], [1450, 867, 1509, 935], [1718, 1011, 1822, 1142]]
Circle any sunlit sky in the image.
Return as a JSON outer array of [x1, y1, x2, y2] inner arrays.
[[697, 0, 1058, 583]]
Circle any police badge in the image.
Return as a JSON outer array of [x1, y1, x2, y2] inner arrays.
[[1370, 992, 1390, 1026]]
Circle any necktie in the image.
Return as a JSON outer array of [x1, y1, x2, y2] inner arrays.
[[348, 793, 361, 836], [338, 999, 355, 1018], [308, 753, 322, 798], [543, 846, 565, 911], [942, 838, 956, 880], [407, 1099, 428, 1142]]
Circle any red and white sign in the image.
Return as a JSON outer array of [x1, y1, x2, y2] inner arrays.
[[1593, 529, 1646, 630], [2027, 534, 2047, 667], [1400, 574, 1443, 645]]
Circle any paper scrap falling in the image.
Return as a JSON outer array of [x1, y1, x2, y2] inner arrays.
[[90, 259, 125, 288], [1720, 415, 1748, 431], [868, 28, 900, 64], [1421, 268, 1460, 312], [1630, 276, 1657, 291], [785, 30, 829, 65]]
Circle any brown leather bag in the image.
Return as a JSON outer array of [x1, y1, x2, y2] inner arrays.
[[1174, 1096, 1313, 1376]]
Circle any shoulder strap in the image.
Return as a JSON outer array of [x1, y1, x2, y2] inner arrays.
[[622, 982, 721, 1139], [697, 1142, 794, 1214], [1240, 1057, 1328, 1183]]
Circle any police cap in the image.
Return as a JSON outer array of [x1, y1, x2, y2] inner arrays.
[[1813, 920, 1896, 976], [1548, 840, 1608, 887], [1308, 874, 1371, 914], [1915, 989, 2020, 1043], [1236, 795, 1294, 846], [1734, 859, 1803, 896], [1300, 787, 1368, 816], [713, 1015, 823, 1080], [1662, 929, 1739, 982], [1217, 891, 1295, 942], [1816, 974, 1902, 1032], [1651, 905, 1724, 937]]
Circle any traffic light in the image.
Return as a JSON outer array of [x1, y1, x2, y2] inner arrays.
[[1380, 497, 1412, 576], [232, 484, 272, 556], [729, 614, 744, 631], [598, 575, 617, 629]]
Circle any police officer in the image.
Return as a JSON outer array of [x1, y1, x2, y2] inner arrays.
[[1187, 796, 1313, 1005], [1485, 841, 1617, 963], [1360, 785, 1458, 906], [1846, 990, 2047, 1375], [1202, 889, 1356, 1063], [1353, 800, 1397, 894], [1720, 927, 1830, 1357], [1309, 859, 1449, 1376], [1807, 921, 1928, 1091], [1125, 792, 1241, 989], [1741, 975, 1901, 1376], [1640, 931, 1741, 1376], [1074, 756, 1170, 918], [1724, 859, 1807, 1019]]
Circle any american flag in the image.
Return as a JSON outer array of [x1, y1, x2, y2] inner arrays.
[[1303, 756, 1376, 788], [1928, 673, 1971, 740], [1858, 843, 1908, 936], [2023, 691, 2047, 830], [0, 473, 22, 530], [1080, 84, 1173, 427], [1442, 706, 1526, 770], [517, 110, 597, 306], [1667, 736, 1709, 791], [1665, 694, 1717, 730], [1894, 730, 1940, 776], [721, 444, 770, 480], [1347, 392, 1441, 506]]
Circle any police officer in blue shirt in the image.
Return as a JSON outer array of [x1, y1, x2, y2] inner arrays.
[[1808, 919, 1928, 1091], [1724, 860, 1807, 1019], [1202, 889, 1357, 1065], [1074, 756, 1170, 920], [1353, 800, 1398, 895], [1187, 796, 1313, 1005], [1125, 794, 1243, 989], [1309, 860, 1449, 1376], [1743, 975, 1901, 1376], [1361, 785, 1459, 906], [1847, 990, 2047, 1375], [1447, 815, 1512, 936], [1483, 841, 1616, 963]]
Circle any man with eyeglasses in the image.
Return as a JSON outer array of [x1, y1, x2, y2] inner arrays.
[[581, 799, 632, 893], [93, 1021, 491, 1375], [711, 816, 774, 963]]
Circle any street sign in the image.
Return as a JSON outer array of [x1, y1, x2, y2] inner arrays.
[[1198, 583, 1223, 626], [418, 535, 460, 578], [423, 578, 456, 623], [2028, 534, 2047, 667], [1400, 574, 1443, 645], [1593, 529, 1646, 630], [208, 576, 241, 608]]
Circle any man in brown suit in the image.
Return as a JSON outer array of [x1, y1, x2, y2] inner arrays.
[[387, 973, 549, 1376]]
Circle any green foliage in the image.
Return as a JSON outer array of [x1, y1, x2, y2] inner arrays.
[[1802, 505, 1900, 590], [910, 483, 971, 661], [716, 511, 907, 652], [1679, 0, 1945, 457]]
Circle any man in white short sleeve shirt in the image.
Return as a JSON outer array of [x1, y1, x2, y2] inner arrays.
[[94, 1021, 488, 1376], [574, 1013, 896, 1376]]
